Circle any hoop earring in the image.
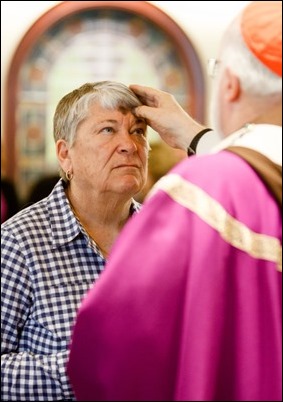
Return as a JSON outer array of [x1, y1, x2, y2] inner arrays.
[[66, 170, 73, 181]]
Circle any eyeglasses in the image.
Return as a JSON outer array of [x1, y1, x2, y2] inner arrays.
[[207, 58, 220, 78]]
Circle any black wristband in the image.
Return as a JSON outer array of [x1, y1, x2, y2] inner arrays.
[[187, 128, 213, 156]]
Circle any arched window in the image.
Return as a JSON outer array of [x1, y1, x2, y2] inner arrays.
[[3, 1, 205, 201]]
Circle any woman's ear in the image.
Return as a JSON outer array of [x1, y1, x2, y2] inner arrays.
[[56, 139, 71, 172]]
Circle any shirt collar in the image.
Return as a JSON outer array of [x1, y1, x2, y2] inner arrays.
[[47, 180, 80, 248], [47, 180, 142, 249]]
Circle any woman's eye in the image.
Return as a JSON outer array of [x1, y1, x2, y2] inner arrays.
[[101, 127, 114, 134], [133, 128, 145, 136]]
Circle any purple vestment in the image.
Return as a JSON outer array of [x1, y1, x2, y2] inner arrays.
[[67, 147, 282, 401]]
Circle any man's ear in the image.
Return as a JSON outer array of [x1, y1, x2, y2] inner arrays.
[[223, 68, 241, 102]]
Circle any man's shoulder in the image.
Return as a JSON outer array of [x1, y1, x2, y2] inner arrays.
[[173, 151, 253, 183]]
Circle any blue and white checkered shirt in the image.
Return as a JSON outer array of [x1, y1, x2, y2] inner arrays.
[[1, 179, 141, 401]]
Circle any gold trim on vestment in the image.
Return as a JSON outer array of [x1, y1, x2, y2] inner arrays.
[[148, 174, 282, 272]]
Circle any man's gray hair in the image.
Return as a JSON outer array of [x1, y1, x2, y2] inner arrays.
[[220, 16, 282, 97]]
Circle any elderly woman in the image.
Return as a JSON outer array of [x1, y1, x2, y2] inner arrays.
[[1, 81, 149, 401]]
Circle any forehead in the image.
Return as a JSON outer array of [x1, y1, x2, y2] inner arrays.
[[86, 102, 145, 124]]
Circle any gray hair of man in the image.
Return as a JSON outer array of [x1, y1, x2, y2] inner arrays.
[[219, 16, 282, 98], [53, 81, 148, 181]]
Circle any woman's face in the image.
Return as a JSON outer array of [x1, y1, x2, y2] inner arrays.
[[66, 102, 149, 198]]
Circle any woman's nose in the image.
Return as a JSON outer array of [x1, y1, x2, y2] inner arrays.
[[117, 133, 138, 154]]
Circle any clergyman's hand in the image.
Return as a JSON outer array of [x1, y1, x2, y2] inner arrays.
[[130, 84, 205, 150]]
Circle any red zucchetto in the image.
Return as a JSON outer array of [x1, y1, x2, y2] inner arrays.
[[241, 1, 282, 77]]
